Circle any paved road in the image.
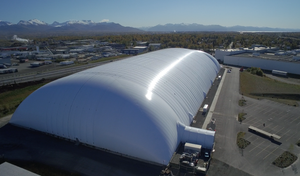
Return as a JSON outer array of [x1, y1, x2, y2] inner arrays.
[[0, 62, 105, 85], [0, 58, 126, 85], [212, 67, 245, 166]]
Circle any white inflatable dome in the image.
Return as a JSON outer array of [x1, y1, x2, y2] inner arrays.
[[10, 48, 220, 165]]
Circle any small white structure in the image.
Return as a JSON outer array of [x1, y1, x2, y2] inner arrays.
[[184, 143, 202, 153], [272, 70, 287, 76]]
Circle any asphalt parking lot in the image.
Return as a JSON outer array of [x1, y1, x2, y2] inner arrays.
[[211, 66, 300, 176], [241, 98, 300, 175]]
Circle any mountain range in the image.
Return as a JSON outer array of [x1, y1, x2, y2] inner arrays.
[[0, 19, 299, 37], [0, 19, 142, 36], [144, 23, 300, 32]]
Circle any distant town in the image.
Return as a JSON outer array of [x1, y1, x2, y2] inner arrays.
[[0, 32, 300, 78]]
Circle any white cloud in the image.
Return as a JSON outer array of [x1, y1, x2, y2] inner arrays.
[[100, 19, 109, 22]]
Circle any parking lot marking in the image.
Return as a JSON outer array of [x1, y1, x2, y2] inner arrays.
[[263, 147, 279, 160], [256, 143, 271, 156], [246, 117, 263, 124], [276, 127, 285, 134], [285, 133, 296, 142], [246, 134, 257, 141], [272, 125, 279, 131], [278, 113, 289, 120], [296, 118, 300, 126], [263, 109, 274, 115], [252, 119, 265, 127], [245, 103, 256, 109], [290, 116, 299, 124], [281, 129, 291, 138], [256, 108, 266, 115], [249, 141, 265, 153]]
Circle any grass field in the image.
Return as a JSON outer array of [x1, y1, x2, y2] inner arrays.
[[240, 71, 300, 106], [0, 81, 48, 118]]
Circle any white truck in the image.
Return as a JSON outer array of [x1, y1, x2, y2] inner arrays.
[[203, 104, 209, 113]]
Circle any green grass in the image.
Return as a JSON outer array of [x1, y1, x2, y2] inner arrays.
[[240, 72, 300, 106], [0, 82, 48, 118]]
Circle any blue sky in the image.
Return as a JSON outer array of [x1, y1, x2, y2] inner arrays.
[[0, 0, 299, 29]]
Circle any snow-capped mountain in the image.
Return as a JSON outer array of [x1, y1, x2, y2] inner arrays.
[[0, 20, 13, 26], [66, 20, 96, 25], [0, 19, 142, 36], [17, 19, 48, 26], [51, 20, 113, 27], [145, 23, 299, 32]]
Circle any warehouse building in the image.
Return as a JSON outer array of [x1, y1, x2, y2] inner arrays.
[[224, 52, 300, 75], [10, 48, 220, 166]]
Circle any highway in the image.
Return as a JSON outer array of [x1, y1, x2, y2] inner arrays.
[[0, 60, 114, 85]]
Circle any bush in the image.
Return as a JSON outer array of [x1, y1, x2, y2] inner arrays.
[[239, 97, 246, 106], [246, 67, 264, 77], [237, 132, 251, 149], [273, 151, 298, 168], [238, 113, 247, 122]]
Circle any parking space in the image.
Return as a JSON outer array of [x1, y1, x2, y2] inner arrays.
[[239, 99, 300, 174], [211, 66, 300, 176]]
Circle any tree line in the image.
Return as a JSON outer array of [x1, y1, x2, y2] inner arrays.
[[7, 32, 300, 52]]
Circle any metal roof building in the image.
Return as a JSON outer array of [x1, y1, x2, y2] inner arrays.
[[10, 48, 220, 165]]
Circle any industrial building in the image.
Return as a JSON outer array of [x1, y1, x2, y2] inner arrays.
[[216, 48, 300, 75], [10, 48, 220, 166], [224, 52, 300, 75]]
